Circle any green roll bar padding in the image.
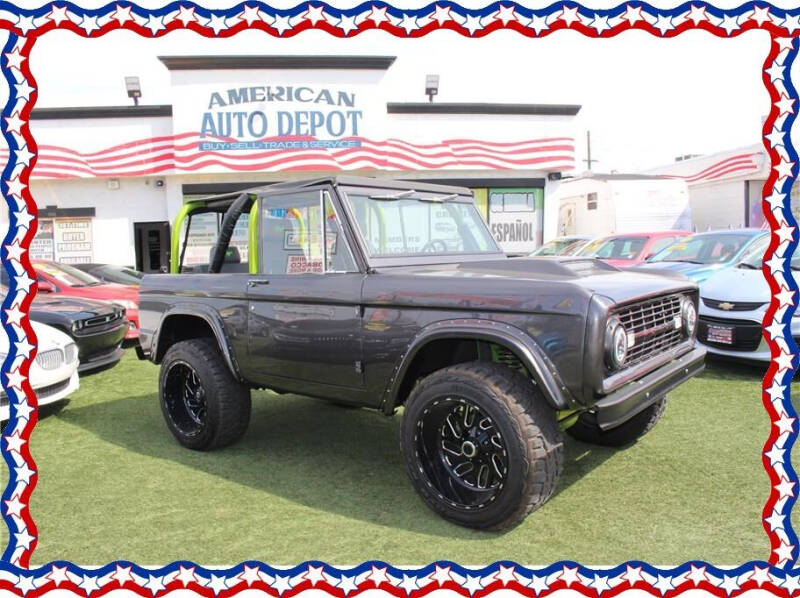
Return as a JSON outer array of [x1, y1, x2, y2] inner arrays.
[[170, 201, 205, 274], [248, 195, 259, 274]]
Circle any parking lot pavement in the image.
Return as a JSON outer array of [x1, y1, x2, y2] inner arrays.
[[2, 350, 771, 565]]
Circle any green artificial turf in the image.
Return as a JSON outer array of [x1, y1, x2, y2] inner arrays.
[[0, 351, 772, 565]]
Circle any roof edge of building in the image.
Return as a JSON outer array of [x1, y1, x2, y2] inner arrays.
[[31, 105, 173, 120], [386, 103, 581, 116], [158, 55, 397, 70]]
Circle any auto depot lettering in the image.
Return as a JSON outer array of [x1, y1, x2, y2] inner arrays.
[[200, 85, 364, 149]]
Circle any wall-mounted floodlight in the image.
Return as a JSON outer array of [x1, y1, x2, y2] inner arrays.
[[425, 74, 439, 103], [125, 76, 141, 106]]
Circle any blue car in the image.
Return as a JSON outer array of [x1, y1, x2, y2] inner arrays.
[[637, 229, 768, 283]]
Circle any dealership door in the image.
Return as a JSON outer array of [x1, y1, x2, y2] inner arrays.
[[134, 221, 170, 273], [244, 189, 365, 393]]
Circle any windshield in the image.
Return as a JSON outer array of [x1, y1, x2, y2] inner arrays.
[[530, 238, 579, 256], [578, 236, 647, 260], [35, 261, 102, 287], [649, 233, 758, 265], [344, 191, 500, 259]]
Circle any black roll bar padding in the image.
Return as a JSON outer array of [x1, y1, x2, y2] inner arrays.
[[208, 192, 252, 274]]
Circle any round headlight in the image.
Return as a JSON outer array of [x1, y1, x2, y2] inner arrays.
[[681, 297, 698, 337], [605, 317, 628, 369]]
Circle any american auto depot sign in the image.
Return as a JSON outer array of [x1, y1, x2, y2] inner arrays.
[[198, 84, 364, 149]]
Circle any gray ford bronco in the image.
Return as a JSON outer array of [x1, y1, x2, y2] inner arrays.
[[138, 176, 706, 530]]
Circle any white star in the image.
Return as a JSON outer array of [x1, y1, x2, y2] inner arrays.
[[272, 575, 293, 595], [781, 14, 800, 34], [765, 252, 784, 274], [303, 4, 326, 25], [720, 575, 739, 595], [527, 13, 549, 34], [766, 189, 785, 211], [590, 13, 610, 33], [559, 5, 581, 27], [79, 575, 100, 594], [4, 495, 23, 518], [112, 4, 134, 24], [524, 574, 550, 595], [560, 566, 581, 587], [775, 348, 795, 373], [686, 4, 708, 25], [4, 305, 24, 327], [301, 565, 325, 586], [176, 566, 197, 587], [176, 5, 197, 26], [431, 565, 452, 586], [6, 176, 25, 200], [654, 14, 673, 35], [5, 431, 25, 454], [398, 574, 419, 595], [15, 80, 34, 103], [766, 380, 786, 401], [368, 566, 390, 586], [775, 413, 796, 434], [270, 14, 293, 35], [144, 575, 165, 595], [47, 5, 71, 25], [495, 565, 517, 586], [621, 565, 644, 585], [14, 145, 34, 168], [241, 5, 262, 25], [16, 575, 35, 595], [776, 37, 795, 52], [776, 285, 795, 307], [208, 574, 228, 595], [15, 461, 35, 485], [5, 240, 24, 262], [79, 14, 101, 35], [14, 15, 36, 35], [6, 367, 25, 391], [431, 5, 451, 25], [781, 572, 800, 592], [5, 112, 24, 136], [654, 575, 674, 595], [589, 574, 611, 593], [494, 5, 517, 25], [145, 14, 165, 35], [765, 508, 786, 531], [399, 13, 418, 34], [238, 565, 261, 586], [4, 48, 24, 71], [367, 6, 389, 26], [750, 565, 773, 587], [207, 14, 228, 35], [47, 565, 70, 586], [463, 574, 484, 596], [462, 14, 484, 35], [750, 6, 772, 26], [720, 14, 739, 35], [776, 94, 796, 117], [335, 14, 358, 35], [14, 338, 34, 360], [774, 539, 795, 564], [16, 270, 34, 292], [336, 575, 358, 596], [766, 127, 786, 149], [16, 399, 34, 421], [14, 529, 35, 551], [112, 565, 134, 585]]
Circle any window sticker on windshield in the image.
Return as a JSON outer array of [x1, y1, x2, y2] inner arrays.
[[286, 255, 323, 274], [283, 231, 338, 253]]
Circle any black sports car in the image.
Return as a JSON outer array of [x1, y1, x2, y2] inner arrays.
[[3, 285, 128, 373]]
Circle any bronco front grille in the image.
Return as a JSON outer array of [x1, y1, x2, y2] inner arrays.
[[612, 293, 687, 369]]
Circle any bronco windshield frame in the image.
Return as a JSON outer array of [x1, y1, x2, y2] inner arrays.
[[335, 184, 505, 268]]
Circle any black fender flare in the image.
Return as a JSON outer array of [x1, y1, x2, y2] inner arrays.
[[381, 318, 571, 414], [152, 304, 242, 381]]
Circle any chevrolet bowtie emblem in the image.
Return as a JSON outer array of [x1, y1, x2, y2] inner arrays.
[[718, 302, 735, 310]]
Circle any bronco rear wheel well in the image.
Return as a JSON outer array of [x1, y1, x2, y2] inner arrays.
[[393, 338, 531, 408], [154, 314, 216, 363]]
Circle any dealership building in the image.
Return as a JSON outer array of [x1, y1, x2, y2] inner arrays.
[[16, 55, 581, 271]]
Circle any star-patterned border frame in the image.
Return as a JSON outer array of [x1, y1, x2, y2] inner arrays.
[[0, 1, 797, 596]]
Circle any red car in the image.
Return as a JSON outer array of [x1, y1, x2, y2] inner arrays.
[[33, 260, 140, 341], [577, 231, 691, 268]]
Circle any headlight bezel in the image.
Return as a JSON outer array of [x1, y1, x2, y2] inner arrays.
[[681, 296, 698, 337], [604, 316, 628, 370]]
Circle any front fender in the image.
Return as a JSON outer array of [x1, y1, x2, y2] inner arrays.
[[152, 303, 242, 381], [381, 318, 572, 414]]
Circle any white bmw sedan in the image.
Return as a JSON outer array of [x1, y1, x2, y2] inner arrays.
[[0, 321, 79, 421]]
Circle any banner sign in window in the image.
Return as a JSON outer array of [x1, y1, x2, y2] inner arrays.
[[488, 188, 544, 254], [31, 219, 55, 260], [54, 219, 93, 264]]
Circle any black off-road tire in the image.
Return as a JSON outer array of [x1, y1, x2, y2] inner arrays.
[[566, 396, 667, 447], [400, 361, 564, 531], [159, 338, 251, 451]]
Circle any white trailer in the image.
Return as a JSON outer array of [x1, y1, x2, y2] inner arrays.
[[554, 173, 692, 237]]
